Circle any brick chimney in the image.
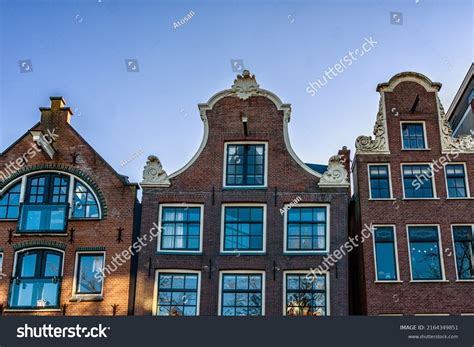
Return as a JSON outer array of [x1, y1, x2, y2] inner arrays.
[[39, 96, 73, 131]]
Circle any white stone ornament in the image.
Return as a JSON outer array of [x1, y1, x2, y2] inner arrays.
[[230, 70, 263, 100], [141, 155, 171, 187], [437, 96, 474, 153], [355, 98, 390, 154], [318, 155, 350, 188]]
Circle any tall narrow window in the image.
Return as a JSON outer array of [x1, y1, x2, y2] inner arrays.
[[225, 144, 266, 186], [453, 225, 474, 280], [0, 183, 20, 219], [0, 253, 3, 275], [445, 164, 468, 198], [159, 206, 202, 252], [9, 249, 62, 309], [156, 272, 199, 316], [402, 123, 426, 149], [285, 206, 328, 252], [402, 165, 434, 198], [285, 273, 327, 316], [369, 165, 391, 199], [373, 226, 398, 281], [408, 226, 443, 280], [220, 273, 263, 316], [222, 205, 265, 253], [75, 253, 104, 294]]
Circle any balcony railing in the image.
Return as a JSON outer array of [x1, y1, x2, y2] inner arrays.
[[8, 277, 61, 309], [17, 203, 68, 233]]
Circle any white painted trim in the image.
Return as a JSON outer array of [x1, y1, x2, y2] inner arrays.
[[218, 270, 266, 316], [282, 270, 330, 316], [400, 121, 429, 150], [157, 203, 204, 254], [372, 225, 401, 282], [71, 251, 106, 298], [282, 203, 330, 254], [12, 247, 65, 279], [443, 162, 471, 198], [220, 203, 267, 254], [450, 224, 474, 281], [367, 163, 393, 199], [222, 141, 268, 188], [376, 72, 441, 93], [152, 269, 202, 316], [400, 163, 438, 199], [414, 313, 450, 316], [406, 224, 446, 281]]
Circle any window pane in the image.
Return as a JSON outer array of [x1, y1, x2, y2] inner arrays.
[[225, 144, 265, 186], [453, 226, 474, 279], [77, 254, 104, 294], [286, 274, 327, 316], [72, 181, 99, 218], [160, 207, 201, 251], [402, 124, 425, 149], [157, 273, 199, 316], [409, 227, 442, 280], [221, 274, 263, 316], [369, 165, 391, 199], [224, 207, 264, 251], [286, 207, 327, 251]]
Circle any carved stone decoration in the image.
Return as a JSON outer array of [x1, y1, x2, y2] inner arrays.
[[318, 155, 350, 188], [355, 98, 390, 154], [230, 70, 264, 100], [141, 155, 171, 186], [437, 96, 474, 153]]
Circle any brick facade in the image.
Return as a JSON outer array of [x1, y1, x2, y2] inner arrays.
[[351, 72, 474, 315], [0, 97, 138, 316], [134, 72, 351, 316]]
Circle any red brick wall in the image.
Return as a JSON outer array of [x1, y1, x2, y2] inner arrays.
[[0, 99, 137, 316], [134, 94, 351, 316], [353, 80, 474, 315]]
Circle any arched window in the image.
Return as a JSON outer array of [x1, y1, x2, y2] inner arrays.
[[72, 181, 99, 218], [0, 183, 21, 219], [9, 248, 63, 309]]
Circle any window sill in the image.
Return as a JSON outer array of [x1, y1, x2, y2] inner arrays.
[[446, 197, 474, 200], [401, 148, 431, 151], [70, 295, 103, 302], [13, 233, 68, 237], [156, 251, 202, 255], [368, 198, 396, 201], [222, 186, 268, 190], [69, 218, 101, 221], [284, 251, 329, 256], [220, 252, 266, 256], [4, 308, 61, 312], [455, 279, 474, 282], [409, 280, 449, 283], [374, 280, 403, 283], [402, 198, 440, 201], [0, 219, 18, 222]]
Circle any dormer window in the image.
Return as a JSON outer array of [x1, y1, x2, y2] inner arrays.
[[224, 142, 267, 188]]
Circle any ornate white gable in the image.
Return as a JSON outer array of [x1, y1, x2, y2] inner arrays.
[[355, 97, 390, 154], [141, 155, 171, 187], [318, 155, 350, 188]]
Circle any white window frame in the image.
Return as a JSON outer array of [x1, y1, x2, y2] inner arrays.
[[0, 252, 3, 276], [406, 224, 447, 282], [223, 141, 268, 189], [443, 162, 471, 199], [451, 224, 474, 282], [400, 121, 429, 150], [283, 203, 330, 254], [282, 270, 330, 316], [72, 251, 106, 298], [152, 269, 201, 316], [220, 203, 267, 254], [367, 164, 394, 200], [157, 203, 204, 254], [372, 225, 402, 282], [218, 270, 266, 316], [401, 163, 438, 199]]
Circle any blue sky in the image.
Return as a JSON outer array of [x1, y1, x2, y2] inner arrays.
[[1, 0, 472, 185]]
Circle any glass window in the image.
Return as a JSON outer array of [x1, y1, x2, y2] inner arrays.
[[0, 183, 21, 219], [225, 144, 265, 186], [9, 249, 62, 308], [160, 207, 201, 251], [402, 123, 426, 149], [72, 181, 99, 218], [286, 273, 327, 316], [76, 254, 104, 294], [221, 273, 263, 316], [223, 206, 264, 252], [374, 227, 398, 281], [408, 226, 442, 280], [156, 273, 199, 316], [446, 164, 468, 198], [286, 207, 327, 252], [0, 253, 3, 275], [369, 165, 391, 199], [453, 226, 474, 280], [403, 165, 434, 198]]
